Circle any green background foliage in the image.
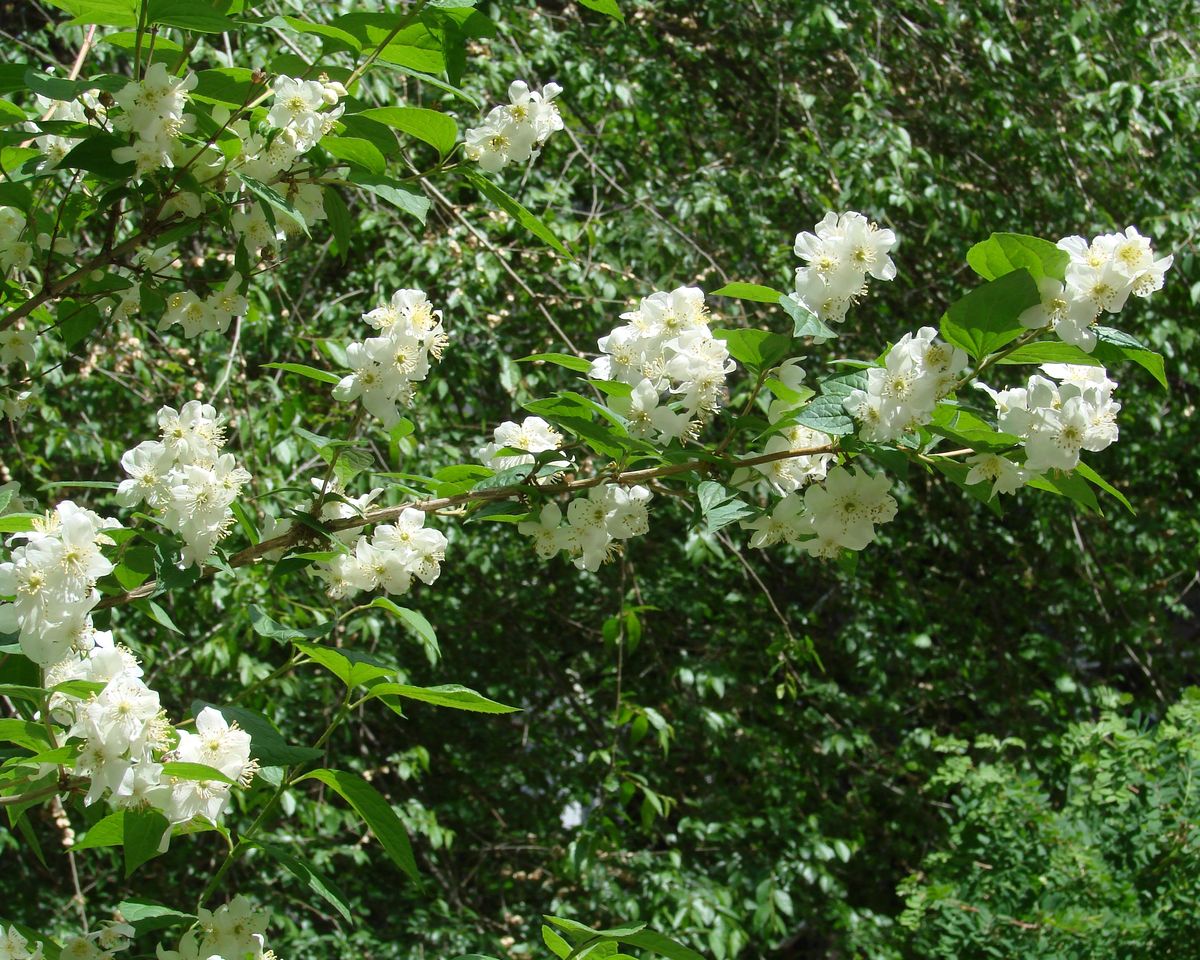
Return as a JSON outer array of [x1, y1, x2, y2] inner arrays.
[[1, 0, 1198, 957]]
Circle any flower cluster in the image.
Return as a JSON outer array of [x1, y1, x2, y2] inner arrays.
[[1, 925, 44, 960], [118, 400, 251, 566], [160, 273, 248, 338], [46, 637, 256, 824], [1020, 226, 1173, 351], [265, 75, 346, 154], [478, 416, 565, 471], [591, 286, 734, 444], [31, 87, 106, 168], [464, 80, 564, 172], [745, 465, 897, 557], [333, 289, 449, 427], [0, 320, 35, 369], [8, 896, 277, 960], [111, 63, 198, 176], [793, 211, 897, 327], [844, 327, 969, 441], [157, 896, 276, 960], [315, 507, 448, 600], [518, 484, 653, 571], [752, 423, 836, 494], [981, 363, 1121, 475], [0, 205, 32, 273], [0, 501, 120, 666]]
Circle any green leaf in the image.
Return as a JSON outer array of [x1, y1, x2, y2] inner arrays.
[[293, 640, 396, 688], [939, 269, 1041, 361], [191, 702, 323, 767], [795, 370, 867, 437], [0, 101, 28, 125], [462, 169, 572, 257], [713, 328, 790, 369], [710, 282, 782, 304], [270, 15, 362, 52], [517, 352, 592, 373], [248, 605, 335, 643], [192, 68, 257, 108], [348, 172, 430, 224], [358, 106, 458, 155], [321, 135, 386, 175], [252, 840, 352, 921], [23, 68, 83, 101], [161, 762, 235, 785], [298, 768, 419, 880], [123, 808, 169, 876], [929, 405, 1021, 453], [262, 362, 340, 385], [0, 719, 51, 752], [365, 683, 520, 714], [1092, 326, 1168, 390], [42, 0, 138, 27], [578, 0, 625, 20], [1027, 470, 1101, 513], [147, 0, 234, 32], [930, 459, 1003, 517], [696, 481, 754, 532], [241, 176, 310, 236], [58, 301, 104, 350], [1074, 461, 1134, 514], [781, 293, 838, 340], [114, 898, 195, 938], [369, 597, 441, 664], [324, 186, 352, 259], [523, 392, 633, 459], [74, 810, 126, 851], [135, 599, 183, 634], [966, 233, 1069, 283], [998, 340, 1102, 366], [0, 513, 40, 533], [59, 134, 135, 179]]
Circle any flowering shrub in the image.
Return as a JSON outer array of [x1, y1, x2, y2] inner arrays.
[[0, 1, 1182, 957]]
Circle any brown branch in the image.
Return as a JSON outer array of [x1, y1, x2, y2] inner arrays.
[[94, 443, 837, 610]]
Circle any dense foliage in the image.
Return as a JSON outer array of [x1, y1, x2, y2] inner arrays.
[[1, 1, 1198, 959]]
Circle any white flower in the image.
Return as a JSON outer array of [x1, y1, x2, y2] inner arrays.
[[801, 465, 897, 551], [464, 80, 564, 172], [792, 211, 897, 328], [0, 324, 35, 367], [965, 453, 1029, 497]]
